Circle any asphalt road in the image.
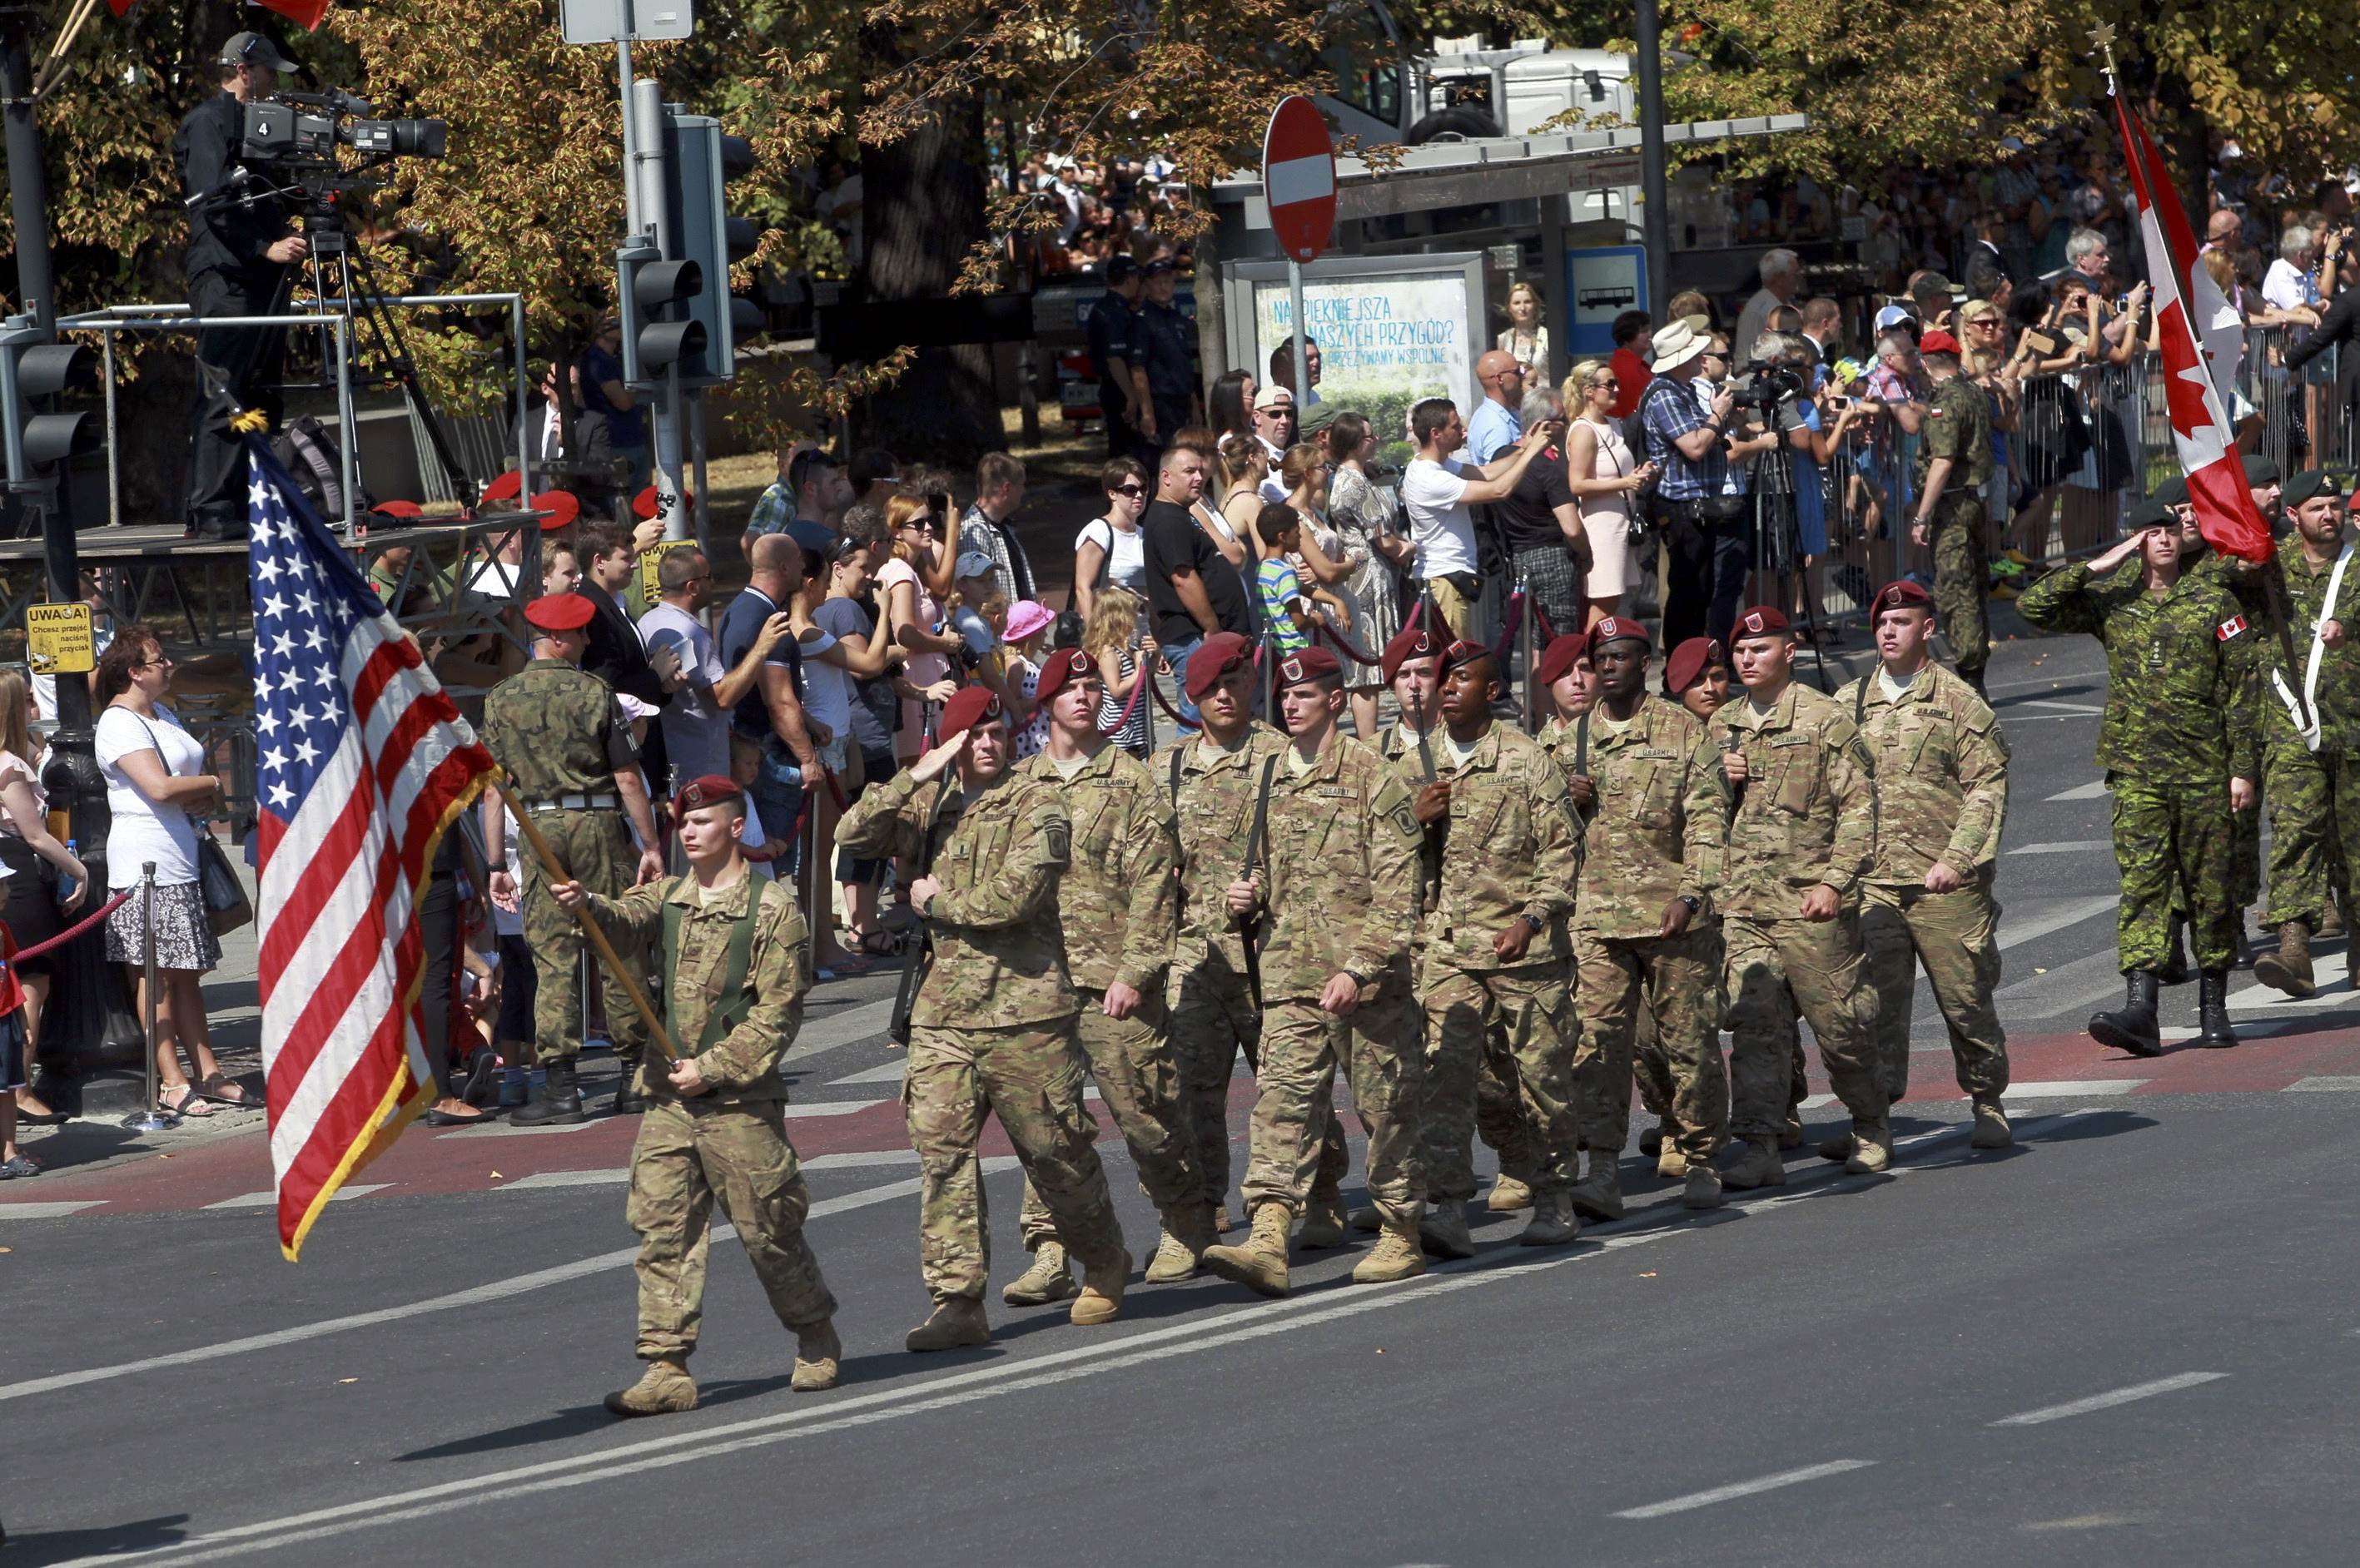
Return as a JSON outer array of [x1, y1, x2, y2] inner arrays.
[[5, 627, 2358, 1567]]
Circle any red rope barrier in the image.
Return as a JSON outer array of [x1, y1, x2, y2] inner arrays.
[[1312, 617, 1384, 670], [1096, 653, 1150, 737], [10, 889, 133, 962], [1491, 589, 1527, 667]]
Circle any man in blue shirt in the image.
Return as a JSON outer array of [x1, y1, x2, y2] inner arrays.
[[1637, 319, 1740, 648], [1465, 349, 1528, 463], [1133, 261, 1198, 451], [719, 535, 825, 876]]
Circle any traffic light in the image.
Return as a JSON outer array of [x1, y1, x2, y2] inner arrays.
[[660, 112, 764, 383], [0, 318, 97, 498], [615, 246, 705, 388]]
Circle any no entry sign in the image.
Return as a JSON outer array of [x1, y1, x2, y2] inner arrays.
[[1261, 95, 1337, 264]]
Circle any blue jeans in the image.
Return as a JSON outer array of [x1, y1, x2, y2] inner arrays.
[[749, 745, 805, 880], [1160, 633, 1203, 726]]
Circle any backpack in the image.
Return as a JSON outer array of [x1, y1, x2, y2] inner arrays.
[[271, 414, 375, 519]]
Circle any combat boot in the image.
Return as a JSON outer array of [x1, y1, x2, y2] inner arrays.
[[1568, 1150, 1625, 1222], [1681, 1165, 1723, 1210], [1003, 1241, 1080, 1304], [1070, 1247, 1133, 1326], [1970, 1096, 2012, 1149], [1780, 1116, 1806, 1149], [1297, 1190, 1350, 1249], [611, 1055, 647, 1117], [1200, 1203, 1291, 1297], [2159, 915, 2192, 985], [1145, 1203, 1218, 1282], [2254, 921, 2318, 999], [2194, 970, 2240, 1049], [603, 1357, 697, 1417], [1817, 1130, 1853, 1164], [1637, 1123, 1666, 1159], [790, 1320, 841, 1392], [2089, 971, 2164, 1057], [905, 1298, 991, 1352], [510, 1059, 585, 1126], [1351, 1220, 1427, 1283], [1484, 1174, 1533, 1213], [1844, 1123, 1895, 1174], [1656, 1144, 1689, 1179], [1346, 1203, 1384, 1233], [2321, 896, 2346, 940], [1716, 1137, 1786, 1190], [1418, 1203, 1475, 1259], [1517, 1190, 1581, 1247]]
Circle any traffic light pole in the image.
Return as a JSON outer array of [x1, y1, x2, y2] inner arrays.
[[1634, 0, 1673, 315]]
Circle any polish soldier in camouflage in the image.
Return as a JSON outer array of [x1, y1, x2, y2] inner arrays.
[[552, 776, 842, 1417], [1909, 330, 1995, 695], [1833, 581, 2014, 1152], [1199, 646, 1430, 1295], [1370, 622, 1538, 1218], [1714, 607, 1886, 1185], [1154, 633, 1289, 1233], [2018, 516, 2261, 1055], [1414, 640, 1586, 1255], [836, 686, 1134, 1351], [481, 592, 667, 1127], [2251, 472, 2360, 997], [1562, 618, 1731, 1215], [1001, 649, 1210, 1305]]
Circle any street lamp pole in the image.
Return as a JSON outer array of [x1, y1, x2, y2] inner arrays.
[[1634, 0, 1673, 315]]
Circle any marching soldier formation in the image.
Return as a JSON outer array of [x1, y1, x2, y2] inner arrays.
[[557, 461, 2360, 1411]]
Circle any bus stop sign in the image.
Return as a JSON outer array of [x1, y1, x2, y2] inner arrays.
[[1261, 96, 1336, 264]]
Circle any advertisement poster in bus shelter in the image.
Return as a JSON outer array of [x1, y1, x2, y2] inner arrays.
[[1222, 253, 1485, 448]]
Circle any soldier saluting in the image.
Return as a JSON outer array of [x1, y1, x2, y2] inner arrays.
[[837, 686, 1134, 1350], [550, 777, 841, 1416]]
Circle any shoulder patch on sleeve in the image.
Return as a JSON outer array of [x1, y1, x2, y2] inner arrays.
[[2218, 615, 2248, 641]]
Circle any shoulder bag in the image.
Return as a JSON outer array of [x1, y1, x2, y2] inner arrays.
[[132, 712, 252, 935]]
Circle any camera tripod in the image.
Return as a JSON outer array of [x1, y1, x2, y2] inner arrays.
[[1747, 488, 1834, 694]]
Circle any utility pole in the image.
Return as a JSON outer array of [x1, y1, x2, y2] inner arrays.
[[1634, 0, 1672, 315]]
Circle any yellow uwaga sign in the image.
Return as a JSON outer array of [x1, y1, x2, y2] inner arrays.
[[25, 603, 96, 674], [639, 539, 699, 608]]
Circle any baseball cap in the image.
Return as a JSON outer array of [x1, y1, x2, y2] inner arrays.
[[1253, 385, 1295, 412], [1873, 304, 1916, 334], [219, 31, 296, 73], [952, 548, 996, 580], [1185, 632, 1255, 701]]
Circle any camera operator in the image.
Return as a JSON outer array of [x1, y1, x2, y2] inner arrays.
[[175, 32, 309, 540], [1698, 333, 1784, 646]]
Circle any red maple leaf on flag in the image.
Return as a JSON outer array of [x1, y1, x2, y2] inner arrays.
[[254, 0, 333, 29]]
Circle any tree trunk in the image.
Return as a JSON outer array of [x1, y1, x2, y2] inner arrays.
[[856, 43, 1003, 466]]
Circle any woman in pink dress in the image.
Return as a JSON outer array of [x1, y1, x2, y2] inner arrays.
[[1560, 358, 1657, 625]]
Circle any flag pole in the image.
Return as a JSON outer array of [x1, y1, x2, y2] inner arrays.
[[501, 782, 682, 1064]]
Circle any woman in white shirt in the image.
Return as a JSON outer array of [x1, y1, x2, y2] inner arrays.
[[92, 627, 247, 1119], [0, 670, 87, 1132], [1071, 456, 1150, 621]]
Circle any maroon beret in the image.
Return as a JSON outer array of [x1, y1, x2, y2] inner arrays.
[[1871, 579, 1934, 618], [1380, 623, 1443, 685], [1275, 645, 1342, 687], [1664, 636, 1724, 697], [1185, 632, 1255, 700], [1438, 638, 1495, 677], [523, 593, 594, 633], [1731, 606, 1792, 639], [1033, 647, 1096, 705], [937, 684, 1003, 742], [1536, 630, 1592, 688], [1590, 615, 1649, 649], [672, 775, 744, 816]]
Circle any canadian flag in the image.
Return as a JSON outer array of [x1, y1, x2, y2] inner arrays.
[[2114, 89, 2275, 564]]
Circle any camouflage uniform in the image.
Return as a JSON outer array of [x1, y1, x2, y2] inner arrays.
[[1916, 374, 1995, 682], [1834, 662, 2010, 1103], [1239, 736, 1428, 1226], [1714, 685, 1883, 1144], [1009, 745, 1197, 1249], [1564, 699, 1731, 1164], [480, 657, 649, 1067], [1379, 722, 1535, 1187], [2188, 546, 2273, 914], [2258, 533, 2360, 929], [582, 873, 836, 1363], [1418, 722, 1584, 1203], [2019, 559, 2262, 971], [837, 768, 1125, 1304]]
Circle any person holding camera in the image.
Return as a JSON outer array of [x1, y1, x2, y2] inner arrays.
[[175, 32, 308, 541]]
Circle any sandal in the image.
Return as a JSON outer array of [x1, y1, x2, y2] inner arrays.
[[856, 928, 898, 958], [196, 1074, 260, 1109], [159, 1084, 216, 1119], [0, 1154, 39, 1178], [825, 951, 878, 978]]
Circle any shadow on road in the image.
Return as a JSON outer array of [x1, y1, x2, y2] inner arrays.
[[2, 1512, 192, 1566]]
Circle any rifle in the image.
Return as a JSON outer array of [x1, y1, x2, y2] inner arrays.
[[887, 779, 955, 1047], [1237, 756, 1278, 1020]]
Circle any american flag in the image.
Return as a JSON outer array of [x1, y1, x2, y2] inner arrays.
[[245, 438, 495, 1259]]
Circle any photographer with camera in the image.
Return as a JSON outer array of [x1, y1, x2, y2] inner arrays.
[[175, 32, 308, 540]]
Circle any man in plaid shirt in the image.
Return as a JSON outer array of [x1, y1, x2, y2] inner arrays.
[[1639, 320, 1739, 647]]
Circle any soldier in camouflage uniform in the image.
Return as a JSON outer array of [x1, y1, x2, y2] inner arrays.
[[2250, 471, 2360, 997], [1198, 646, 1429, 1295], [1369, 623, 1538, 1218], [1155, 633, 1289, 1233], [553, 777, 841, 1417], [2175, 480, 2275, 946], [1563, 619, 1731, 1214], [1713, 607, 1886, 1185], [1833, 582, 2014, 1152], [481, 593, 666, 1126], [1908, 330, 1995, 696], [1001, 650, 1209, 1305], [836, 686, 1133, 1351], [2018, 514, 2261, 1054], [1414, 640, 1586, 1253]]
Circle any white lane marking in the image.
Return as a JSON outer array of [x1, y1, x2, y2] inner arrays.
[[0, 1200, 107, 1219], [1611, 1460, 1877, 1520], [784, 1098, 894, 1119], [1997, 896, 2119, 950], [827, 1059, 909, 1085], [2001, 1079, 2146, 1099], [784, 999, 894, 1061], [2005, 839, 2109, 856], [2285, 1076, 2360, 1093], [202, 1185, 389, 1212], [2045, 779, 2110, 801], [1989, 1372, 2228, 1427], [437, 1119, 607, 1139], [504, 1150, 924, 1190], [0, 1157, 1012, 1407], [1797, 1094, 1837, 1110], [2010, 698, 2106, 715]]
